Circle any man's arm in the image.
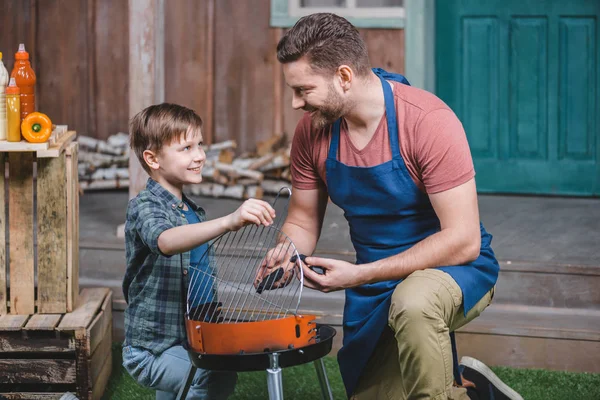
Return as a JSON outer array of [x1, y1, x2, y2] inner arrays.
[[366, 177, 481, 281], [303, 178, 481, 291], [280, 186, 329, 255]]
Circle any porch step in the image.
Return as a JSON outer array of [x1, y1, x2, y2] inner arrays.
[[456, 304, 600, 373], [493, 261, 600, 309]]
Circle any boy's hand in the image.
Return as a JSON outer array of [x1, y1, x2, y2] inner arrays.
[[225, 199, 276, 231]]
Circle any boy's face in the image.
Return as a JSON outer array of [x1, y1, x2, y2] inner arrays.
[[151, 127, 206, 192]]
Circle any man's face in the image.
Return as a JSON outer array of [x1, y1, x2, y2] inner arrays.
[[283, 58, 349, 130]]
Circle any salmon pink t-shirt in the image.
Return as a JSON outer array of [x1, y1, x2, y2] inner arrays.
[[290, 81, 474, 194]]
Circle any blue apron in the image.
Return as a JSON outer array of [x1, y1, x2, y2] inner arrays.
[[326, 73, 500, 396]]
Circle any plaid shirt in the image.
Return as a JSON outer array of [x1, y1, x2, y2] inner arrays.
[[123, 178, 206, 354]]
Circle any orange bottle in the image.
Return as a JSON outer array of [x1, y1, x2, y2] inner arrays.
[[10, 43, 37, 121], [6, 78, 21, 142]]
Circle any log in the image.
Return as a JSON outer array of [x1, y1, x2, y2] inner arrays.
[[248, 153, 276, 170], [245, 185, 264, 200], [256, 134, 285, 157], [205, 140, 237, 152], [186, 183, 245, 199], [232, 157, 258, 170], [90, 167, 129, 181], [106, 132, 130, 148], [80, 179, 129, 191], [78, 136, 127, 156], [258, 153, 290, 172], [218, 149, 236, 164], [261, 180, 291, 195], [78, 152, 129, 169], [208, 161, 263, 182]]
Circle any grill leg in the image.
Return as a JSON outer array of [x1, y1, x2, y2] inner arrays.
[[314, 358, 333, 400], [267, 353, 284, 400], [176, 364, 197, 400]]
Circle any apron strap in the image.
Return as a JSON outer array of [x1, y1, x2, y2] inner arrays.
[[450, 331, 463, 386], [375, 74, 401, 159], [328, 73, 401, 161], [328, 119, 342, 160]]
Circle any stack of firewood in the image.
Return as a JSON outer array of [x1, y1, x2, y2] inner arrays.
[[185, 134, 292, 200], [77, 132, 293, 199], [78, 133, 130, 191]]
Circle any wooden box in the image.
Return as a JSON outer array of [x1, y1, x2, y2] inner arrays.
[[0, 132, 79, 315], [0, 288, 113, 400]]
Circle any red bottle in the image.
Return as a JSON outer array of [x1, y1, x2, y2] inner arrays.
[[10, 43, 37, 121]]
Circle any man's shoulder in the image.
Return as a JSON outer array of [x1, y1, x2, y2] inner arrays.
[[392, 81, 452, 115]]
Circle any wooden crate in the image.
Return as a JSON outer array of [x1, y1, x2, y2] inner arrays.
[[0, 132, 79, 315], [0, 288, 113, 400]]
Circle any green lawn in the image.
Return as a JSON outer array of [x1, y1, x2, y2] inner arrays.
[[103, 344, 600, 400]]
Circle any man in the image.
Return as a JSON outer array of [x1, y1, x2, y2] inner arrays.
[[265, 12, 523, 400]]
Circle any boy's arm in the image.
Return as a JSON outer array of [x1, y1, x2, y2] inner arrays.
[[157, 198, 275, 256]]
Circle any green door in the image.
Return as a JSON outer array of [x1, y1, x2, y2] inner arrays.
[[436, 0, 600, 195]]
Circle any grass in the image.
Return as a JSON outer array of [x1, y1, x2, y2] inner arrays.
[[103, 344, 600, 400]]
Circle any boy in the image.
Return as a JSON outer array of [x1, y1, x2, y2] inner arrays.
[[122, 103, 276, 399]]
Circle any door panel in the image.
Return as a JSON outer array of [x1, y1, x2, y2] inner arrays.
[[436, 0, 600, 195]]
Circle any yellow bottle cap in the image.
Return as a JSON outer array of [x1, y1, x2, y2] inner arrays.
[[0, 52, 3, 60]]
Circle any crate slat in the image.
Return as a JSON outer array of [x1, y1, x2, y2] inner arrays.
[[58, 288, 109, 331], [0, 359, 76, 384], [37, 154, 68, 313], [25, 314, 62, 330], [37, 131, 76, 158], [8, 152, 35, 314], [0, 288, 112, 399], [89, 320, 112, 389], [0, 314, 29, 330], [0, 141, 49, 152], [0, 153, 6, 315], [0, 330, 74, 352], [91, 347, 113, 400], [88, 290, 112, 356], [66, 143, 79, 311], [0, 393, 67, 399]]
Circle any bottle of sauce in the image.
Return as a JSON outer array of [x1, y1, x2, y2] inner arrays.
[[6, 78, 21, 142], [0, 51, 8, 140], [10, 43, 36, 121]]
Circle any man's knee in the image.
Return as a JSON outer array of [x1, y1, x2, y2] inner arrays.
[[389, 281, 440, 330], [388, 270, 459, 331]]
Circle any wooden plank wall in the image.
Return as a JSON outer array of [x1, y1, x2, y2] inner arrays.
[[0, 0, 404, 151]]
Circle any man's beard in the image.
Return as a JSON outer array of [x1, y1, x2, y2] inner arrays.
[[305, 84, 348, 130]]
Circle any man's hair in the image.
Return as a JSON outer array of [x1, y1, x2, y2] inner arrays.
[[277, 13, 370, 77], [129, 103, 203, 174]]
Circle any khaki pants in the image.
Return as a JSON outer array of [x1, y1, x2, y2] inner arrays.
[[351, 269, 494, 400]]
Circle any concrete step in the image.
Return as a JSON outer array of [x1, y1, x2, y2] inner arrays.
[[493, 261, 600, 310], [311, 248, 600, 310], [456, 304, 600, 373]]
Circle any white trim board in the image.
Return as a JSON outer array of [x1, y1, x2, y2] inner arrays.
[[404, 0, 435, 92]]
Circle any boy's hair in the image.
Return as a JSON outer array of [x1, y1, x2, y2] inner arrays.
[[129, 103, 203, 174], [276, 13, 370, 77]]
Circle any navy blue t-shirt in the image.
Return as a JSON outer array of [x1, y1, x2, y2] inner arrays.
[[182, 203, 214, 308]]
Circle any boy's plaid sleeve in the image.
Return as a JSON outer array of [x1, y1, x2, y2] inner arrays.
[[133, 197, 175, 256]]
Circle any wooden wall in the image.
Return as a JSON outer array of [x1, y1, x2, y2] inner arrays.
[[0, 0, 404, 150]]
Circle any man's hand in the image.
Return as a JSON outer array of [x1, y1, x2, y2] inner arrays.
[[300, 256, 367, 293], [254, 242, 297, 291]]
